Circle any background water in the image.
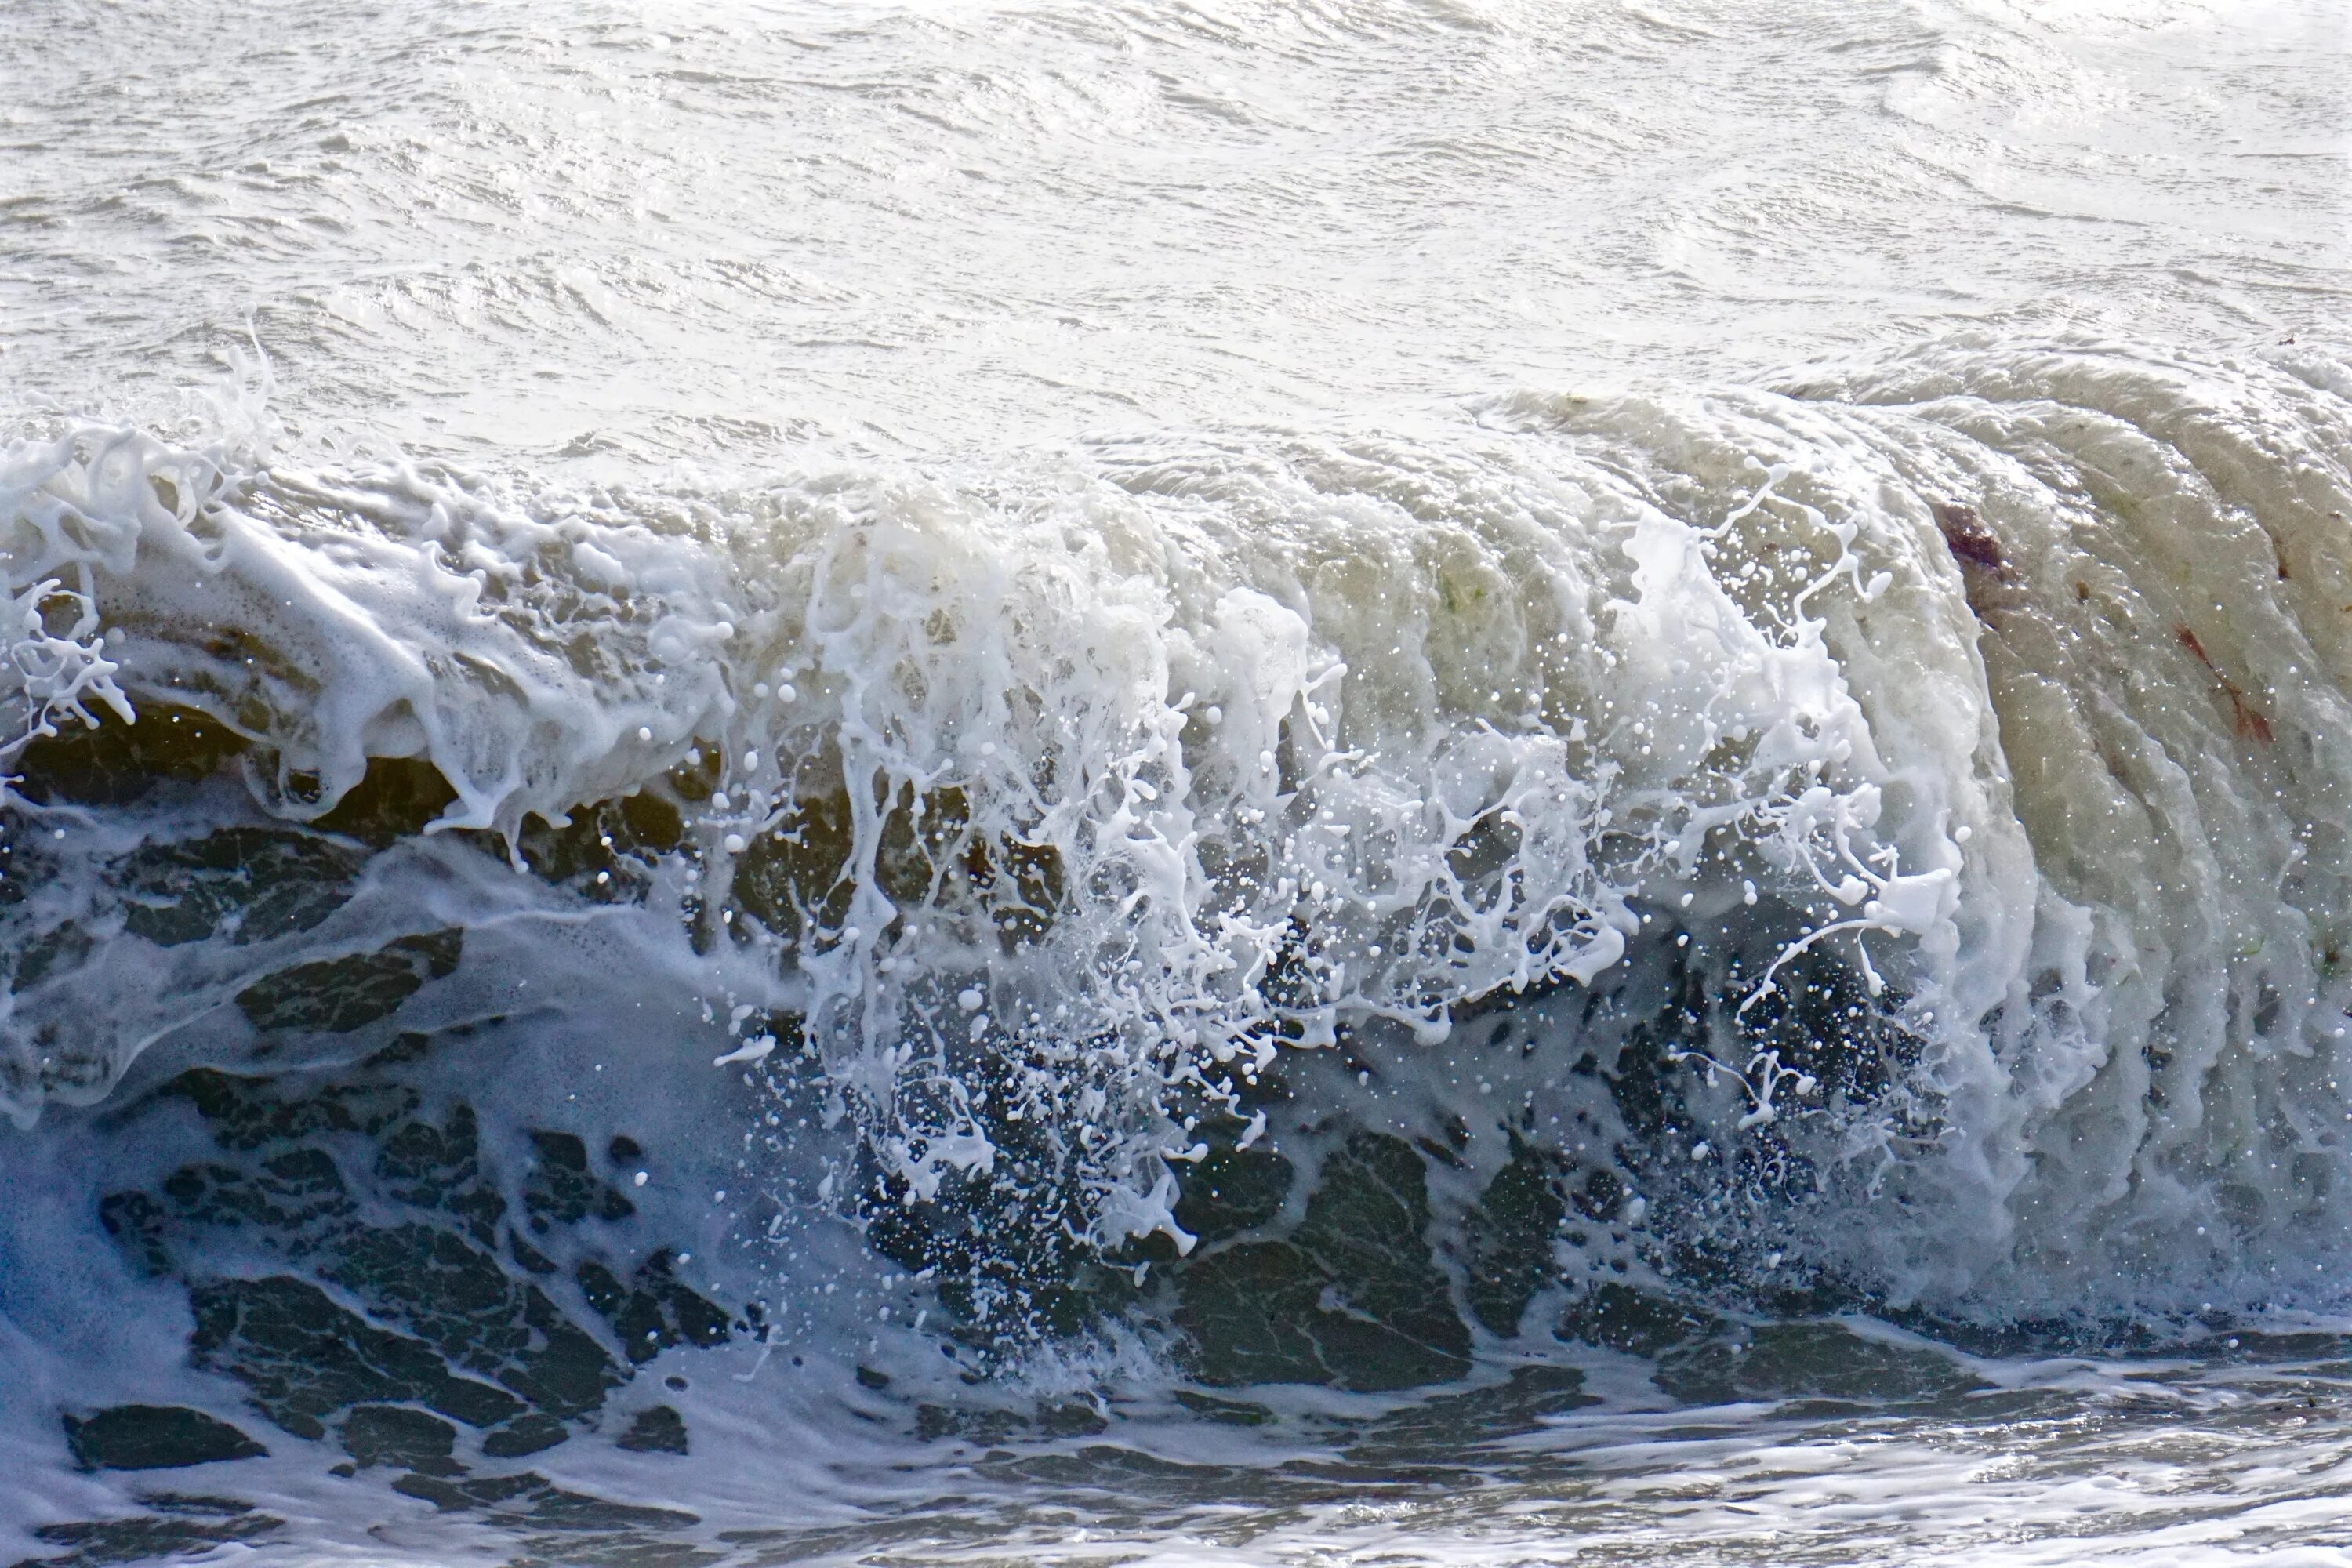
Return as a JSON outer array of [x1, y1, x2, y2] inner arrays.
[[3, 0, 2352, 1563]]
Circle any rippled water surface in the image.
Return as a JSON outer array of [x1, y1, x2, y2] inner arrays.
[[8, 0, 2343, 453]]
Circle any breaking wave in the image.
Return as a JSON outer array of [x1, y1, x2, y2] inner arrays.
[[5, 333, 2350, 1333]]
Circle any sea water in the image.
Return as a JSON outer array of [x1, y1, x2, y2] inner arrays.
[[2, 0, 2350, 1562]]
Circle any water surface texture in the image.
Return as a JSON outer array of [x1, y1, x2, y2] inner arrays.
[[4, 0, 2352, 1563]]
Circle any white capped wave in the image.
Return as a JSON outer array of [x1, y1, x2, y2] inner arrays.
[[3, 338, 2347, 1315]]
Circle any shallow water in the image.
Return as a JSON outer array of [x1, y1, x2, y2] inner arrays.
[[3, 0, 2352, 1563]]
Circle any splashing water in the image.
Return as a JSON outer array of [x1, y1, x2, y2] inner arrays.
[[2, 0, 2350, 1563]]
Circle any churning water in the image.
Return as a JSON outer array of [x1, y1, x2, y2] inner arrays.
[[2, 0, 2350, 1562]]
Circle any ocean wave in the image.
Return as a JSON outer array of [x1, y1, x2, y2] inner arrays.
[[2, 337, 2347, 1324]]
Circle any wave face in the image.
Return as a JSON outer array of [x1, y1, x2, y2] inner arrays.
[[9, 341, 2352, 1305], [3, 0, 2350, 1563]]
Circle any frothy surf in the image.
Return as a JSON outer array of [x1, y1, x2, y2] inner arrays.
[[5, 336, 2351, 1318], [4, 0, 2350, 1559]]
